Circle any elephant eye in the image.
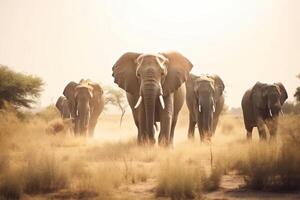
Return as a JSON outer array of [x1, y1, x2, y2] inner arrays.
[[136, 72, 141, 78]]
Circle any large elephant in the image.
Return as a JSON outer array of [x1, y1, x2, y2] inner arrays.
[[241, 82, 288, 140], [63, 80, 104, 136], [55, 96, 71, 119], [186, 74, 225, 141], [112, 52, 193, 145]]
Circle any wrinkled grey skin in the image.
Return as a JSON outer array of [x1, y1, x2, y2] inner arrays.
[[112, 52, 193, 146], [55, 96, 71, 119], [242, 82, 288, 140], [63, 80, 104, 136], [186, 74, 225, 141]]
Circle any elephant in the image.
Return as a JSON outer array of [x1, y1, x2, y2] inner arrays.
[[241, 82, 288, 140], [112, 52, 193, 146], [63, 80, 104, 136], [55, 96, 71, 119], [185, 74, 225, 141]]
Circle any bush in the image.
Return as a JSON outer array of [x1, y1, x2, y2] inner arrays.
[[156, 158, 201, 199], [0, 169, 23, 200], [23, 153, 69, 194], [69, 160, 123, 199], [240, 142, 300, 191], [156, 156, 222, 200], [200, 165, 223, 192]]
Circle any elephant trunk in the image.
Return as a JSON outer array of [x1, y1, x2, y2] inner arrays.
[[142, 82, 159, 144], [198, 94, 214, 139], [76, 101, 90, 136], [267, 98, 281, 117]]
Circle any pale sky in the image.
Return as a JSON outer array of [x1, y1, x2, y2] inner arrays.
[[0, 0, 299, 108]]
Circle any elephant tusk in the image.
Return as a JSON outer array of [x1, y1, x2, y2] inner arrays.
[[212, 98, 216, 112], [159, 83, 163, 95], [159, 95, 165, 109], [199, 104, 202, 112], [134, 96, 142, 109], [269, 108, 273, 117]]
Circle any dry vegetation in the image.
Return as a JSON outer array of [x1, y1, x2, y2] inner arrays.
[[0, 107, 300, 199]]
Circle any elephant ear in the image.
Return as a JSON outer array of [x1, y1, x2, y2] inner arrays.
[[251, 82, 269, 109], [275, 82, 288, 105], [55, 96, 65, 110], [186, 73, 198, 90], [88, 82, 103, 96], [63, 81, 78, 100], [211, 75, 225, 98], [161, 52, 193, 96], [112, 52, 141, 95]]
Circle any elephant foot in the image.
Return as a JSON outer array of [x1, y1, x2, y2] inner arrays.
[[258, 132, 267, 141], [269, 134, 277, 143], [158, 138, 170, 147], [199, 135, 205, 142], [188, 133, 195, 140], [246, 132, 252, 140]]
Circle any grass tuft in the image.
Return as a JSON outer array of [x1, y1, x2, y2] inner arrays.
[[23, 153, 69, 194]]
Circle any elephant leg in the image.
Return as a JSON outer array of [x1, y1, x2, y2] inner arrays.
[[137, 106, 147, 145], [246, 127, 253, 140], [212, 116, 220, 135], [197, 124, 205, 142], [257, 118, 267, 140], [88, 117, 98, 137], [169, 115, 178, 145], [74, 118, 80, 136], [266, 117, 278, 141], [159, 95, 173, 146], [188, 113, 196, 140]]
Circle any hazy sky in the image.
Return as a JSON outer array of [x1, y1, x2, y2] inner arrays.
[[0, 0, 299, 108]]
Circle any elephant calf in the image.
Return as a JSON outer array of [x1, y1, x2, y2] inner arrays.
[[241, 82, 288, 140], [186, 74, 225, 141], [55, 96, 71, 119]]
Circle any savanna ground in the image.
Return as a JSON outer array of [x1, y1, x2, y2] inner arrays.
[[1, 106, 300, 200]]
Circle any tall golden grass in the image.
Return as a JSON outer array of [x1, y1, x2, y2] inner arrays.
[[0, 108, 300, 199]]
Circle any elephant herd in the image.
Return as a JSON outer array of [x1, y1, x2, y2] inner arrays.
[[56, 79, 104, 137], [56, 51, 288, 145]]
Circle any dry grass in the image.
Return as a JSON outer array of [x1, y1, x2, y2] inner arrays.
[[0, 109, 300, 199], [234, 115, 300, 191], [155, 142, 226, 199], [240, 142, 300, 191], [23, 152, 69, 194]]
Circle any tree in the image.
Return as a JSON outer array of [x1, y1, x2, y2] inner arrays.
[[105, 86, 128, 126], [0, 65, 43, 109]]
